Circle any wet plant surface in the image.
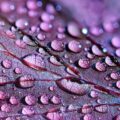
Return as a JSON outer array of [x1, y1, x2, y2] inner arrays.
[[0, 0, 120, 120]]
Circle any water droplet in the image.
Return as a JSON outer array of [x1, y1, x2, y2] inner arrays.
[[22, 35, 36, 46], [15, 40, 26, 49], [86, 52, 95, 59], [1, 104, 11, 113], [105, 56, 116, 66], [83, 114, 94, 120], [41, 12, 54, 22], [57, 33, 65, 39], [116, 49, 120, 57], [110, 71, 120, 80], [1, 1, 15, 13], [111, 36, 120, 48], [46, 112, 62, 120], [67, 22, 81, 38], [1, 59, 12, 69], [0, 91, 6, 100], [81, 104, 93, 114], [37, 33, 46, 41], [95, 61, 107, 72], [90, 91, 98, 98], [95, 105, 108, 113], [40, 22, 52, 32], [46, 4, 56, 14], [25, 94, 36, 106], [51, 40, 64, 52], [116, 81, 120, 89], [14, 67, 22, 74], [9, 96, 18, 105], [78, 58, 90, 69], [15, 19, 29, 29], [68, 40, 82, 53], [17, 74, 35, 88], [91, 45, 104, 56], [39, 94, 49, 105], [90, 26, 103, 36], [49, 56, 62, 66], [22, 54, 45, 71], [26, 0, 38, 10], [103, 21, 119, 33], [50, 96, 60, 105], [56, 79, 92, 95], [22, 106, 35, 116]]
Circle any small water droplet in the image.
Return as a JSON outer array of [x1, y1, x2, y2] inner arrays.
[[105, 56, 116, 66], [15, 18, 29, 29], [37, 33, 45, 41], [9, 96, 18, 105], [91, 45, 104, 56], [22, 106, 35, 116], [46, 112, 62, 120], [116, 81, 120, 89], [49, 56, 62, 66], [50, 96, 60, 105], [67, 22, 81, 38], [0, 91, 6, 100], [40, 22, 52, 32], [83, 114, 94, 120], [39, 94, 49, 105], [25, 94, 36, 106], [110, 71, 120, 80], [95, 61, 107, 72], [111, 36, 120, 48], [22, 35, 36, 46], [116, 48, 120, 57], [78, 58, 90, 69], [68, 40, 82, 53], [81, 104, 93, 114], [41, 12, 54, 22], [51, 40, 64, 52], [90, 91, 98, 98], [1, 104, 11, 113], [14, 67, 22, 74], [1, 59, 12, 69]]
